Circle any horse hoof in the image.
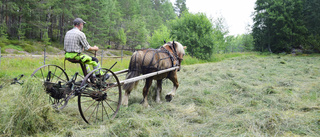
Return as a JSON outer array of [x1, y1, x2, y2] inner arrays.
[[165, 95, 173, 102]]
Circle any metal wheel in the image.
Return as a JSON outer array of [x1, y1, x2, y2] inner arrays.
[[31, 64, 70, 110], [78, 68, 121, 124]]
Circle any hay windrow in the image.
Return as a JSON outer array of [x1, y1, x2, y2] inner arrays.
[[0, 78, 58, 136]]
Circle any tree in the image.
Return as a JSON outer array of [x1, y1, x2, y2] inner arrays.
[[170, 12, 214, 60], [212, 16, 229, 53], [303, 0, 320, 52], [252, 0, 307, 53], [125, 16, 149, 49], [148, 24, 172, 48], [174, 0, 188, 17]]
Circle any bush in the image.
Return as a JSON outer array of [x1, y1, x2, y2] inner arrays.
[[4, 44, 24, 51], [23, 43, 37, 53], [10, 40, 21, 45], [123, 50, 132, 56], [110, 50, 121, 56], [0, 42, 4, 48]]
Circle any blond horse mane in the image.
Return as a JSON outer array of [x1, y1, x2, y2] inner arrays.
[[163, 41, 185, 55]]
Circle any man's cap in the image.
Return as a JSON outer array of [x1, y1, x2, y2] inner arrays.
[[73, 18, 86, 25]]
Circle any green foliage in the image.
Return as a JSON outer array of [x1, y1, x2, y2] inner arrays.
[[21, 43, 37, 53], [42, 32, 51, 46], [134, 45, 142, 49], [117, 28, 126, 46], [4, 45, 24, 51], [148, 25, 172, 48], [224, 34, 254, 53], [305, 34, 320, 52], [174, 0, 188, 17], [252, 0, 319, 53], [105, 45, 112, 49], [212, 17, 229, 53], [0, 39, 57, 54], [0, 0, 177, 49], [123, 50, 133, 56], [170, 12, 215, 60], [0, 20, 8, 39]]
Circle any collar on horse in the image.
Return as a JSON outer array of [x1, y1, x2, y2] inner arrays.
[[161, 41, 183, 64]]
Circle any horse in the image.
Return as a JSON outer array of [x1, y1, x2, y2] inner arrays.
[[122, 41, 186, 107]]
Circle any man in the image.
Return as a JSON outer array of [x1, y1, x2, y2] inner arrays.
[[64, 18, 107, 78]]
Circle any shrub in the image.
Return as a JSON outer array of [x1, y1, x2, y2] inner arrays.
[[123, 50, 132, 56], [110, 50, 121, 56], [4, 44, 24, 51], [10, 40, 21, 45], [23, 44, 37, 53]]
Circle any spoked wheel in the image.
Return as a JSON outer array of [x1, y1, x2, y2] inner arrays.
[[78, 68, 121, 124], [31, 64, 70, 110]]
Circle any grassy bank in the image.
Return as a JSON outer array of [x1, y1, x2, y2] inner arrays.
[[1, 53, 320, 136]]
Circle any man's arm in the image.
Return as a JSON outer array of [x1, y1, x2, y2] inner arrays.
[[88, 45, 99, 51]]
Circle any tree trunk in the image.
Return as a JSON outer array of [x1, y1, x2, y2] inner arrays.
[[18, 6, 22, 40], [59, 13, 64, 44]]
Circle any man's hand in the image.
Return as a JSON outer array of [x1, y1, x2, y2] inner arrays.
[[88, 45, 99, 51]]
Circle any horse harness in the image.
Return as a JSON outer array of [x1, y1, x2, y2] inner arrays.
[[139, 43, 180, 73]]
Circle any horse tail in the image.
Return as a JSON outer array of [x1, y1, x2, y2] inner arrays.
[[123, 51, 141, 91]]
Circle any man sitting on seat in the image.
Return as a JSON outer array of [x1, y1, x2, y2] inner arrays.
[[64, 18, 107, 79]]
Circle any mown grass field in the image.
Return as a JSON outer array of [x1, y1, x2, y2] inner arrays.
[[0, 53, 319, 136]]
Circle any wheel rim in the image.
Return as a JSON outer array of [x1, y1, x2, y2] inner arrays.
[[78, 68, 122, 124], [31, 65, 70, 110]]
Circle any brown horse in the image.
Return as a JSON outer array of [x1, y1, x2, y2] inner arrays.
[[122, 41, 186, 107]]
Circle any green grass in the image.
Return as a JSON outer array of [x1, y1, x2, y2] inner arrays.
[[0, 56, 131, 79], [0, 53, 320, 136], [182, 52, 259, 65]]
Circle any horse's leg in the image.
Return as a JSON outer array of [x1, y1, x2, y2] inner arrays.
[[141, 78, 153, 107], [165, 72, 179, 102], [156, 80, 162, 103], [122, 89, 131, 106]]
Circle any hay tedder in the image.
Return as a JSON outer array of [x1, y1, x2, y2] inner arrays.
[[31, 54, 179, 124]]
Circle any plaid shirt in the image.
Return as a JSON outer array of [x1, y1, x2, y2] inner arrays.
[[64, 27, 91, 53]]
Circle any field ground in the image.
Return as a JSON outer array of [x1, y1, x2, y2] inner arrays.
[[0, 53, 319, 136]]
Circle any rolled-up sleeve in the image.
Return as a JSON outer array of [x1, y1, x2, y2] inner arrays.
[[79, 32, 91, 50]]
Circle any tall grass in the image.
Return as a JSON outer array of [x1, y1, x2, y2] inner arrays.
[[0, 78, 56, 136]]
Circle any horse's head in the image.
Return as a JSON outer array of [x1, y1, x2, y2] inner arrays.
[[163, 41, 187, 71]]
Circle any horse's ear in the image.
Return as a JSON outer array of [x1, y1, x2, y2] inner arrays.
[[164, 40, 166, 44], [183, 46, 187, 49]]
